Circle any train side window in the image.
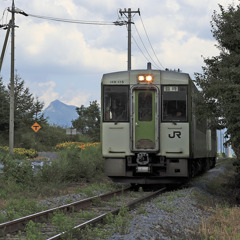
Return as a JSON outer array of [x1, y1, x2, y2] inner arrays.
[[162, 85, 187, 122], [103, 86, 129, 122]]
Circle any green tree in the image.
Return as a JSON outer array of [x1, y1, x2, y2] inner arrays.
[[72, 101, 100, 141], [1, 74, 47, 148], [12, 75, 47, 147], [0, 78, 9, 128], [195, 4, 240, 158], [32, 97, 46, 122], [0, 77, 9, 142], [10, 75, 46, 129]]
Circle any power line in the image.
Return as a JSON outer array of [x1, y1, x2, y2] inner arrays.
[[132, 33, 160, 69], [131, 33, 159, 69], [28, 13, 126, 26], [139, 15, 165, 69], [10, 8, 127, 26], [133, 24, 162, 69], [0, 8, 9, 26]]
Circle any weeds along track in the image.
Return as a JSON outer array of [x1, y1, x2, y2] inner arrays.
[[0, 186, 166, 239]]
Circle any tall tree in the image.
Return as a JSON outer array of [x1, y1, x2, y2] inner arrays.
[[195, 4, 240, 158], [33, 97, 46, 122], [0, 77, 9, 132], [8, 74, 46, 129], [72, 101, 100, 141]]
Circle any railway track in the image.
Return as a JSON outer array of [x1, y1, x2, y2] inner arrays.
[[0, 186, 166, 239]]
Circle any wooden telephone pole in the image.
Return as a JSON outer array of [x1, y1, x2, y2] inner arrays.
[[119, 8, 140, 70]]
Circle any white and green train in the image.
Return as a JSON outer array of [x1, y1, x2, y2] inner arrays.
[[101, 65, 216, 185]]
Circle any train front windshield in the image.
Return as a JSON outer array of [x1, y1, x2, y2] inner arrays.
[[162, 85, 188, 122], [103, 86, 129, 122]]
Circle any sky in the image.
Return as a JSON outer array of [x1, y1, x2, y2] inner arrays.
[[0, 0, 239, 109]]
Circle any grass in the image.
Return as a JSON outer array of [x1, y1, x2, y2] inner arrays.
[[81, 205, 132, 239], [24, 221, 45, 240], [0, 144, 122, 224], [192, 158, 240, 240], [0, 179, 118, 223], [200, 205, 240, 240], [75, 182, 120, 197]]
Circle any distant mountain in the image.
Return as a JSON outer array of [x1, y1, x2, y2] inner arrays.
[[43, 100, 78, 128]]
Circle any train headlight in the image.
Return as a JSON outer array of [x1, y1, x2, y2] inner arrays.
[[137, 74, 153, 83]]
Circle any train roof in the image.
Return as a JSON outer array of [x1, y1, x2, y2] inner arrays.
[[101, 69, 192, 85]]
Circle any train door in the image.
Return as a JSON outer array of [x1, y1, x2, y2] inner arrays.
[[132, 87, 159, 151]]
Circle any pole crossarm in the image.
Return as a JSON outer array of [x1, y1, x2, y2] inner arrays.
[[113, 21, 128, 26], [7, 7, 28, 16], [119, 8, 140, 18], [0, 24, 9, 30]]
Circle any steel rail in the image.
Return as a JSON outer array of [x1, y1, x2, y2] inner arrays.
[[47, 187, 166, 240], [0, 186, 131, 236]]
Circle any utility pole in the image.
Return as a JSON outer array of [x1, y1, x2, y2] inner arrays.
[[9, 0, 15, 153], [0, 20, 12, 72], [119, 8, 140, 70]]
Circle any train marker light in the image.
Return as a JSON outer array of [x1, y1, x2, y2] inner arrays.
[[137, 74, 153, 83], [138, 75, 145, 81]]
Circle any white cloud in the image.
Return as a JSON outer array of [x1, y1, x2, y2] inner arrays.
[[166, 0, 180, 12], [161, 35, 219, 73], [181, 0, 238, 10], [37, 81, 59, 107], [16, 18, 127, 72], [65, 95, 91, 107], [55, 0, 77, 16]]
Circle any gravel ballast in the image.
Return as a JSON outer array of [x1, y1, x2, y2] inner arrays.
[[107, 167, 223, 240], [108, 187, 211, 240]]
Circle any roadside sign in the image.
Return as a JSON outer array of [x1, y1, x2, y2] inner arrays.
[[31, 122, 41, 132], [66, 128, 77, 135]]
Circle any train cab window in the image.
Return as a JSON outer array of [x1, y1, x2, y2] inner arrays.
[[138, 92, 152, 121], [103, 86, 129, 122], [162, 85, 187, 122]]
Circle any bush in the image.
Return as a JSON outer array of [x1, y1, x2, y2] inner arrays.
[[38, 144, 104, 183], [1, 154, 35, 186], [0, 142, 104, 202], [4, 198, 42, 221], [13, 124, 77, 151]]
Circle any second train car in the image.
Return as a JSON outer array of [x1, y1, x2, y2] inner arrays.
[[101, 64, 216, 185]]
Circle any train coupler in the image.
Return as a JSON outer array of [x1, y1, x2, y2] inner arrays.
[[136, 152, 150, 165]]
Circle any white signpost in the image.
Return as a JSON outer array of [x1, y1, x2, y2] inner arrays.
[[66, 128, 77, 135]]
